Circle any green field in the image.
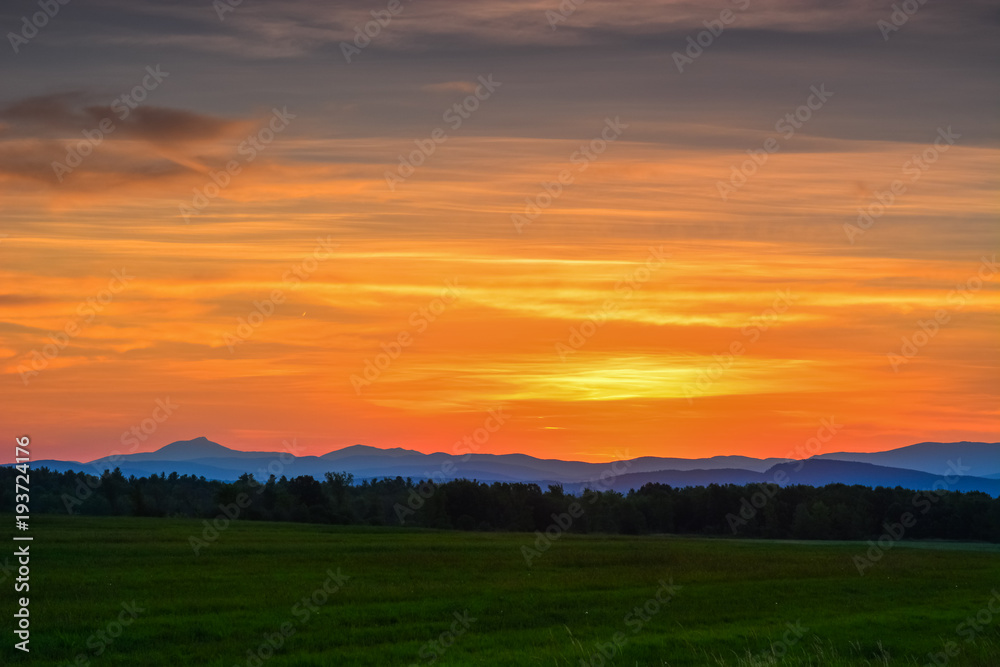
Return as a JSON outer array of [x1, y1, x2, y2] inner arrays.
[[4, 515, 1000, 666]]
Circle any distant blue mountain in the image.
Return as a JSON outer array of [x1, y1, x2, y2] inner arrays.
[[22, 437, 1000, 496], [594, 459, 1000, 495], [35, 437, 790, 483], [95, 436, 286, 463], [812, 441, 1000, 478], [31, 458, 241, 480]]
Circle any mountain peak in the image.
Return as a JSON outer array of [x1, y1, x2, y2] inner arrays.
[[320, 444, 421, 460], [152, 437, 235, 459]]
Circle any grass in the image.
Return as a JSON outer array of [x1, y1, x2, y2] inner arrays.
[[3, 514, 1000, 666]]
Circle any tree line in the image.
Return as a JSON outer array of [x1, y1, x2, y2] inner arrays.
[[3, 466, 999, 542]]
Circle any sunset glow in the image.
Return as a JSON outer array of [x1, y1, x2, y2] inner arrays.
[[2, 0, 996, 462]]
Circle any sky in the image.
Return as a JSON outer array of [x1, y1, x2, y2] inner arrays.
[[1, 0, 997, 463]]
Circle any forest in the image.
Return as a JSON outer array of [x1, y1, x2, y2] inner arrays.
[[3, 465, 999, 542]]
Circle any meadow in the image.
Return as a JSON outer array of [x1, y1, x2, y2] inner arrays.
[[4, 514, 1000, 666]]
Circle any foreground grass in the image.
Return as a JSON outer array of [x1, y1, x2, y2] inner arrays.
[[2, 515, 1000, 666]]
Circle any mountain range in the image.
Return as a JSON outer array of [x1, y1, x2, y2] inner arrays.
[[25, 437, 1000, 496]]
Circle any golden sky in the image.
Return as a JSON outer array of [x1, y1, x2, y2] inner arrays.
[[1, 0, 997, 462]]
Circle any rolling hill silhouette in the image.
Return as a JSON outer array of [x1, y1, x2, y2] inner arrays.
[[26, 438, 1000, 495]]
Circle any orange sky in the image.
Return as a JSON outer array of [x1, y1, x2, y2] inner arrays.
[[1, 0, 997, 463]]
